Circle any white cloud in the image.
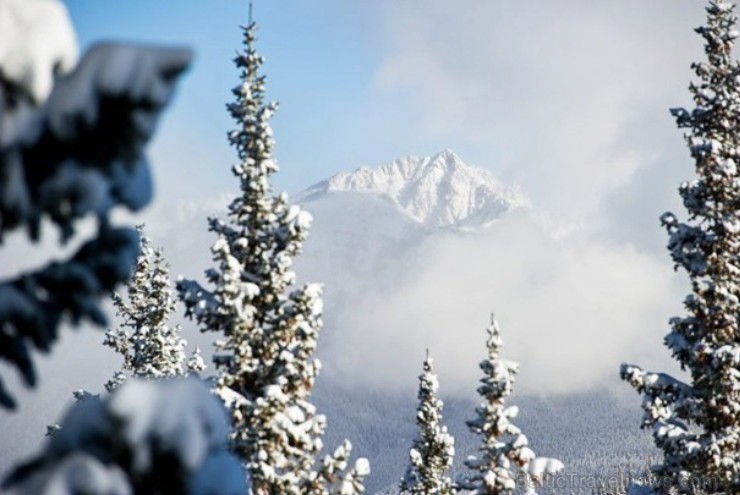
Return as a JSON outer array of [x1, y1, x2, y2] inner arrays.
[[313, 210, 685, 397], [372, 0, 702, 221], [284, 0, 709, 397]]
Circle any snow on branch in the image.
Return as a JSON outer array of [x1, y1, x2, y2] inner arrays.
[[400, 350, 455, 495], [460, 316, 563, 495], [103, 226, 204, 392], [0, 0, 191, 409], [621, 1, 740, 491], [176, 18, 368, 494], [3, 378, 246, 494]]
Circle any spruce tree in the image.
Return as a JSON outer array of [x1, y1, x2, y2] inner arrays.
[[0, 0, 191, 410], [460, 316, 562, 495], [400, 350, 455, 495], [177, 16, 368, 495], [104, 226, 204, 392], [45, 227, 205, 437], [621, 2, 740, 492]]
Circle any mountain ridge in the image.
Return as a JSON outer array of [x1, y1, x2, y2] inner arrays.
[[297, 150, 530, 230]]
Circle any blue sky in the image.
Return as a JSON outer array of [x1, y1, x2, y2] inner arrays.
[[64, 0, 704, 232], [65, 1, 457, 200]]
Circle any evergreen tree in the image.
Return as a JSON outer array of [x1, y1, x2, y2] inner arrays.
[[0, 0, 191, 409], [104, 226, 204, 392], [400, 350, 455, 495], [45, 227, 205, 437], [621, 2, 740, 493], [460, 316, 562, 495], [177, 16, 368, 495]]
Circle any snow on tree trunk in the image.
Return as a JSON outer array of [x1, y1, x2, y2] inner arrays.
[[103, 225, 204, 392], [620, 2, 740, 493], [177, 17, 368, 495], [400, 350, 455, 495], [459, 316, 562, 495]]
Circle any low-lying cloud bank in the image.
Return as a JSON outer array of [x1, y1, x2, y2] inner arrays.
[[305, 206, 685, 397]]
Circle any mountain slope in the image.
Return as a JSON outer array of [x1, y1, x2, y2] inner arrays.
[[297, 149, 529, 230], [313, 385, 657, 494]]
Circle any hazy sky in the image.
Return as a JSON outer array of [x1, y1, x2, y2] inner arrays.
[[63, 0, 702, 223], [65, 0, 445, 200], [0, 0, 720, 450]]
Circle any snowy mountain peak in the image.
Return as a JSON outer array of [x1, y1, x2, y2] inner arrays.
[[297, 150, 530, 229]]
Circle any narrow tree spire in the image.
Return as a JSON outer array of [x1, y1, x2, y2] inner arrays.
[[460, 316, 562, 495], [177, 15, 368, 495], [400, 350, 455, 495]]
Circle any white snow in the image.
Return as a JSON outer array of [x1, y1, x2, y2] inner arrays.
[[109, 378, 232, 472], [7, 378, 245, 494], [525, 457, 564, 478], [0, 0, 77, 103], [400, 352, 454, 494], [177, 19, 368, 494], [10, 454, 132, 495], [297, 149, 530, 229], [461, 318, 561, 494]]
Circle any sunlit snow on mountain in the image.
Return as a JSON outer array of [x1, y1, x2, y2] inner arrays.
[[298, 149, 530, 231]]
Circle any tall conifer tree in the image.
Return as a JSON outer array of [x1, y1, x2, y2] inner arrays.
[[177, 13, 368, 495], [400, 350, 455, 495], [461, 317, 562, 495], [621, 2, 740, 492]]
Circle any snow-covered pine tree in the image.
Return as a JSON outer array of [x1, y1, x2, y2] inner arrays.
[[103, 226, 204, 392], [45, 227, 205, 436], [620, 2, 740, 493], [460, 316, 562, 495], [0, 0, 191, 409], [177, 15, 368, 495], [400, 350, 455, 495]]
